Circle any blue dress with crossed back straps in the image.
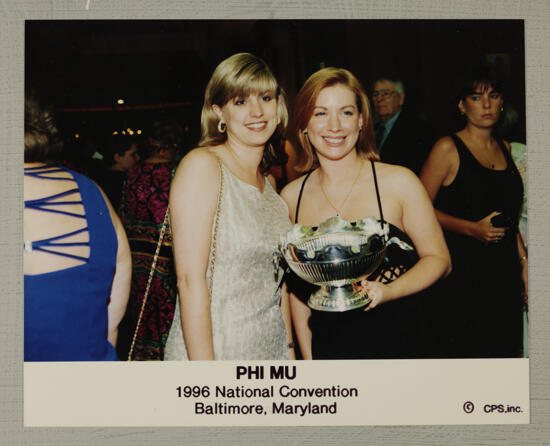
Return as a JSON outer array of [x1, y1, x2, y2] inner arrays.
[[24, 165, 119, 361]]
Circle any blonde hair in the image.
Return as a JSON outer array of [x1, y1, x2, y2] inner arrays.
[[294, 67, 378, 172], [198, 53, 289, 172]]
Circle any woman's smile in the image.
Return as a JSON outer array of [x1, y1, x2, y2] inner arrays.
[[245, 121, 268, 131], [322, 136, 346, 146], [306, 83, 363, 161]]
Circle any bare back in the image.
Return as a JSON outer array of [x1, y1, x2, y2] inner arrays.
[[24, 165, 91, 275]]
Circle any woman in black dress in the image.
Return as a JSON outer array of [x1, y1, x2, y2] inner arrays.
[[281, 68, 451, 359], [420, 66, 528, 358]]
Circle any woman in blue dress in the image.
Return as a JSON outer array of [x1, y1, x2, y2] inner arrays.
[[24, 97, 131, 361]]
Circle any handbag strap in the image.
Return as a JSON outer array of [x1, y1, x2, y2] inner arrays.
[[208, 155, 224, 297], [127, 154, 224, 360], [127, 207, 170, 360]]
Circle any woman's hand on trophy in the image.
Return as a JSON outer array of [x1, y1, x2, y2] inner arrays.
[[360, 280, 394, 311]]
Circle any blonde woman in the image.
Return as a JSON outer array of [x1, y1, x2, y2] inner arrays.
[[164, 53, 295, 360]]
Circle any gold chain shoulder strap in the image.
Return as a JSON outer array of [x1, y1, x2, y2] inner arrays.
[[128, 154, 223, 360], [128, 207, 170, 360], [208, 155, 224, 297]]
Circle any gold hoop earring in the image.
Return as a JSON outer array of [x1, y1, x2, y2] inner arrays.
[[217, 120, 226, 133]]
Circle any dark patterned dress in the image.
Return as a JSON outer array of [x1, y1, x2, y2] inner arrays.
[[116, 162, 177, 360]]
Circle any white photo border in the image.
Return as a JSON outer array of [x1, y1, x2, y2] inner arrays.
[[4, 0, 550, 444]]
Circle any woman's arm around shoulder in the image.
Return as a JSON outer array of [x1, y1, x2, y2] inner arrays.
[[169, 148, 222, 360]]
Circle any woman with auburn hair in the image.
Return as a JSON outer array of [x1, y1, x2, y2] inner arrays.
[[420, 65, 527, 358], [164, 53, 295, 360], [292, 68, 378, 171], [281, 67, 450, 359]]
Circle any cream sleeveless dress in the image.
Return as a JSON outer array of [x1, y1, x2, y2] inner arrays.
[[164, 160, 291, 360]]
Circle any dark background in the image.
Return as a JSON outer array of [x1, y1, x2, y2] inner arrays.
[[25, 19, 525, 156]]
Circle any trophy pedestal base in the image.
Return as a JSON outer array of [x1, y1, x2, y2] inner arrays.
[[307, 283, 371, 312]]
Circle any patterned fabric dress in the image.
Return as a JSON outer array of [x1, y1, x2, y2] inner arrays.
[[116, 162, 177, 360], [510, 142, 527, 246], [510, 142, 528, 358]]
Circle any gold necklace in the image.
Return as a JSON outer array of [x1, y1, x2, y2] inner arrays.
[[319, 160, 364, 217]]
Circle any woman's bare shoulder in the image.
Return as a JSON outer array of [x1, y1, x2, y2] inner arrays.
[[181, 147, 219, 166], [422, 136, 459, 175], [174, 147, 220, 177], [280, 171, 313, 203], [373, 162, 426, 194], [169, 148, 222, 201], [431, 135, 458, 155], [374, 161, 415, 181]]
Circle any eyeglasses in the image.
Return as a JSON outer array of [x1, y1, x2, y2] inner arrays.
[[372, 89, 397, 99]]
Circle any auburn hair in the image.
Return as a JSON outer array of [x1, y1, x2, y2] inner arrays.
[[294, 67, 378, 172]]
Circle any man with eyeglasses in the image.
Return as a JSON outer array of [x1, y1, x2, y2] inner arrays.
[[372, 76, 434, 176]]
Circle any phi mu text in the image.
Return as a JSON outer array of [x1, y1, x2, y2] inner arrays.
[[236, 365, 296, 380]]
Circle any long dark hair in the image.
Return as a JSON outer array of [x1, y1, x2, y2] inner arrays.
[[456, 64, 505, 102]]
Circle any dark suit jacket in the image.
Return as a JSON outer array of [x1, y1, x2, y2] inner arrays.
[[376, 110, 435, 176]]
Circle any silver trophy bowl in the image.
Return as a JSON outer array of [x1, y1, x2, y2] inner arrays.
[[279, 216, 389, 312]]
